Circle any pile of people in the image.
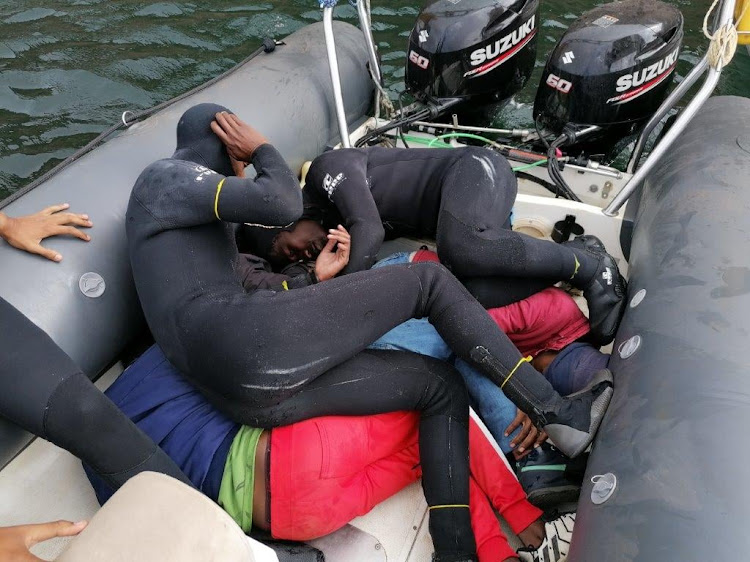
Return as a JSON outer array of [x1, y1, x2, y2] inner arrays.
[[0, 103, 627, 562]]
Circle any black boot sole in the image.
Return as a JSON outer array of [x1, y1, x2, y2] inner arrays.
[[526, 485, 582, 510]]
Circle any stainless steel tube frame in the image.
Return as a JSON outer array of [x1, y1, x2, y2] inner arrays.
[[323, 6, 351, 148], [626, 57, 709, 173], [603, 0, 735, 217], [357, 0, 382, 85]]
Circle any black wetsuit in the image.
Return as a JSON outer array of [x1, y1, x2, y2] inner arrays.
[[127, 103, 598, 561], [302, 146, 597, 307], [0, 297, 189, 494]]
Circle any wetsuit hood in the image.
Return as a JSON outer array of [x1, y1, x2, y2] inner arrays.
[[238, 225, 287, 260], [173, 103, 234, 177]]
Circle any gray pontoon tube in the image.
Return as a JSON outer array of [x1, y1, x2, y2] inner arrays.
[[571, 96, 750, 561], [0, 21, 372, 468]]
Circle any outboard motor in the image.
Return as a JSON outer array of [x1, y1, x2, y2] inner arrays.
[[533, 0, 683, 154], [405, 0, 539, 121]]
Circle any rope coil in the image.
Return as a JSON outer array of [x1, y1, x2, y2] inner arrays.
[[703, 0, 748, 68]]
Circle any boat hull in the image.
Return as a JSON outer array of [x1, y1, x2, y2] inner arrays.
[[0, 21, 373, 468], [571, 95, 750, 561]]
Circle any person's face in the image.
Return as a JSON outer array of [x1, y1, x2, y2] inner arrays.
[[270, 220, 328, 264]]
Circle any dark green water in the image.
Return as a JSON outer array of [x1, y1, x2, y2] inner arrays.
[[1, 0, 749, 199]]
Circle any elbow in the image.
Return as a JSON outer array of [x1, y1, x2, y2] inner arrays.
[[367, 222, 386, 247], [275, 187, 303, 225]]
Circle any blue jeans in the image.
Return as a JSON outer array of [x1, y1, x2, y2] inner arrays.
[[368, 253, 518, 453]]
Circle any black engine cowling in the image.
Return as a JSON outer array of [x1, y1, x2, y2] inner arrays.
[[533, 0, 683, 152], [405, 0, 539, 113]]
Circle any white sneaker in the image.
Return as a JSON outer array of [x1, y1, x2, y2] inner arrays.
[[517, 513, 575, 562]]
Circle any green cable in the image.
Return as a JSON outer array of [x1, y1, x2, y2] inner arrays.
[[427, 132, 499, 147], [402, 132, 548, 172], [399, 134, 453, 148], [511, 159, 548, 172]]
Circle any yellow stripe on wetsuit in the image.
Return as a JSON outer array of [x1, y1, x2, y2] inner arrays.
[[214, 178, 226, 220], [502, 356, 533, 389]]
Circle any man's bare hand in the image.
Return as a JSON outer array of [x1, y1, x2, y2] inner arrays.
[[506, 408, 548, 460], [210, 112, 268, 163], [0, 204, 92, 262], [314, 225, 351, 281], [0, 520, 87, 561]]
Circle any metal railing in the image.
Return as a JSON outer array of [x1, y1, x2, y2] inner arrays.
[[322, 2, 351, 147], [603, 0, 737, 216]]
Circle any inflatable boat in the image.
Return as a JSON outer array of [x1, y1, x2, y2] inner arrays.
[[1, 0, 749, 560]]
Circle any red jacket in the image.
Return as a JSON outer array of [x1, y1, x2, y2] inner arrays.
[[412, 249, 589, 356]]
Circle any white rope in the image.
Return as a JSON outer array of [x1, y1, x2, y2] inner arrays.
[[702, 0, 748, 68]]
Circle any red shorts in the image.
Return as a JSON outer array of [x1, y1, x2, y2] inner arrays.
[[269, 411, 541, 561], [270, 411, 421, 540]]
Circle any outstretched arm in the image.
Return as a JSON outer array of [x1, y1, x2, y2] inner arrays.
[[0, 204, 92, 262], [0, 520, 87, 561]]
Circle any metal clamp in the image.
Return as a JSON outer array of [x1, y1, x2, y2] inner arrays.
[[121, 110, 136, 127]]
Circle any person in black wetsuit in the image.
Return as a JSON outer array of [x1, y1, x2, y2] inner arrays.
[[254, 146, 626, 346], [127, 103, 613, 562], [0, 206, 189, 496]]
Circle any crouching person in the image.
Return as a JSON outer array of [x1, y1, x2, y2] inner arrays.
[[86, 345, 574, 562]]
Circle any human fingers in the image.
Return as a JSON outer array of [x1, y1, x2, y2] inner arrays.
[[321, 237, 337, 253], [54, 213, 92, 228], [210, 116, 231, 145], [227, 113, 246, 130], [534, 430, 548, 448], [336, 239, 350, 258], [510, 418, 533, 450], [230, 156, 246, 178], [516, 425, 539, 454], [504, 410, 524, 438], [327, 230, 349, 244], [20, 520, 87, 547], [51, 225, 91, 242], [26, 242, 63, 262], [40, 203, 70, 216], [335, 224, 351, 240]]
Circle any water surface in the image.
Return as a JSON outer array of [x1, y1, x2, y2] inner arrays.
[[1, 0, 748, 199]]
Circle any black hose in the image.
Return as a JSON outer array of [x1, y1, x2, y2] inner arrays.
[[354, 107, 432, 148], [547, 135, 581, 202], [397, 91, 411, 149], [1, 38, 280, 210], [515, 171, 560, 197]]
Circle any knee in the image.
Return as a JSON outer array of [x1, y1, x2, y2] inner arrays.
[[407, 260, 453, 285], [43, 374, 122, 440], [420, 358, 470, 420]]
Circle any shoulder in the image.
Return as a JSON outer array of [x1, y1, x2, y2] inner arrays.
[[137, 159, 221, 184], [132, 159, 223, 198]]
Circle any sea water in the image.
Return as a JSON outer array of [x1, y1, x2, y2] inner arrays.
[[0, 0, 748, 199]]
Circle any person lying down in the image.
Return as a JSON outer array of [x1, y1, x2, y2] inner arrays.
[[238, 246, 611, 507], [86, 344, 573, 562]]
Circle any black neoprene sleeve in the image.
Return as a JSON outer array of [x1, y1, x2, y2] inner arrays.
[[132, 144, 302, 230]]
